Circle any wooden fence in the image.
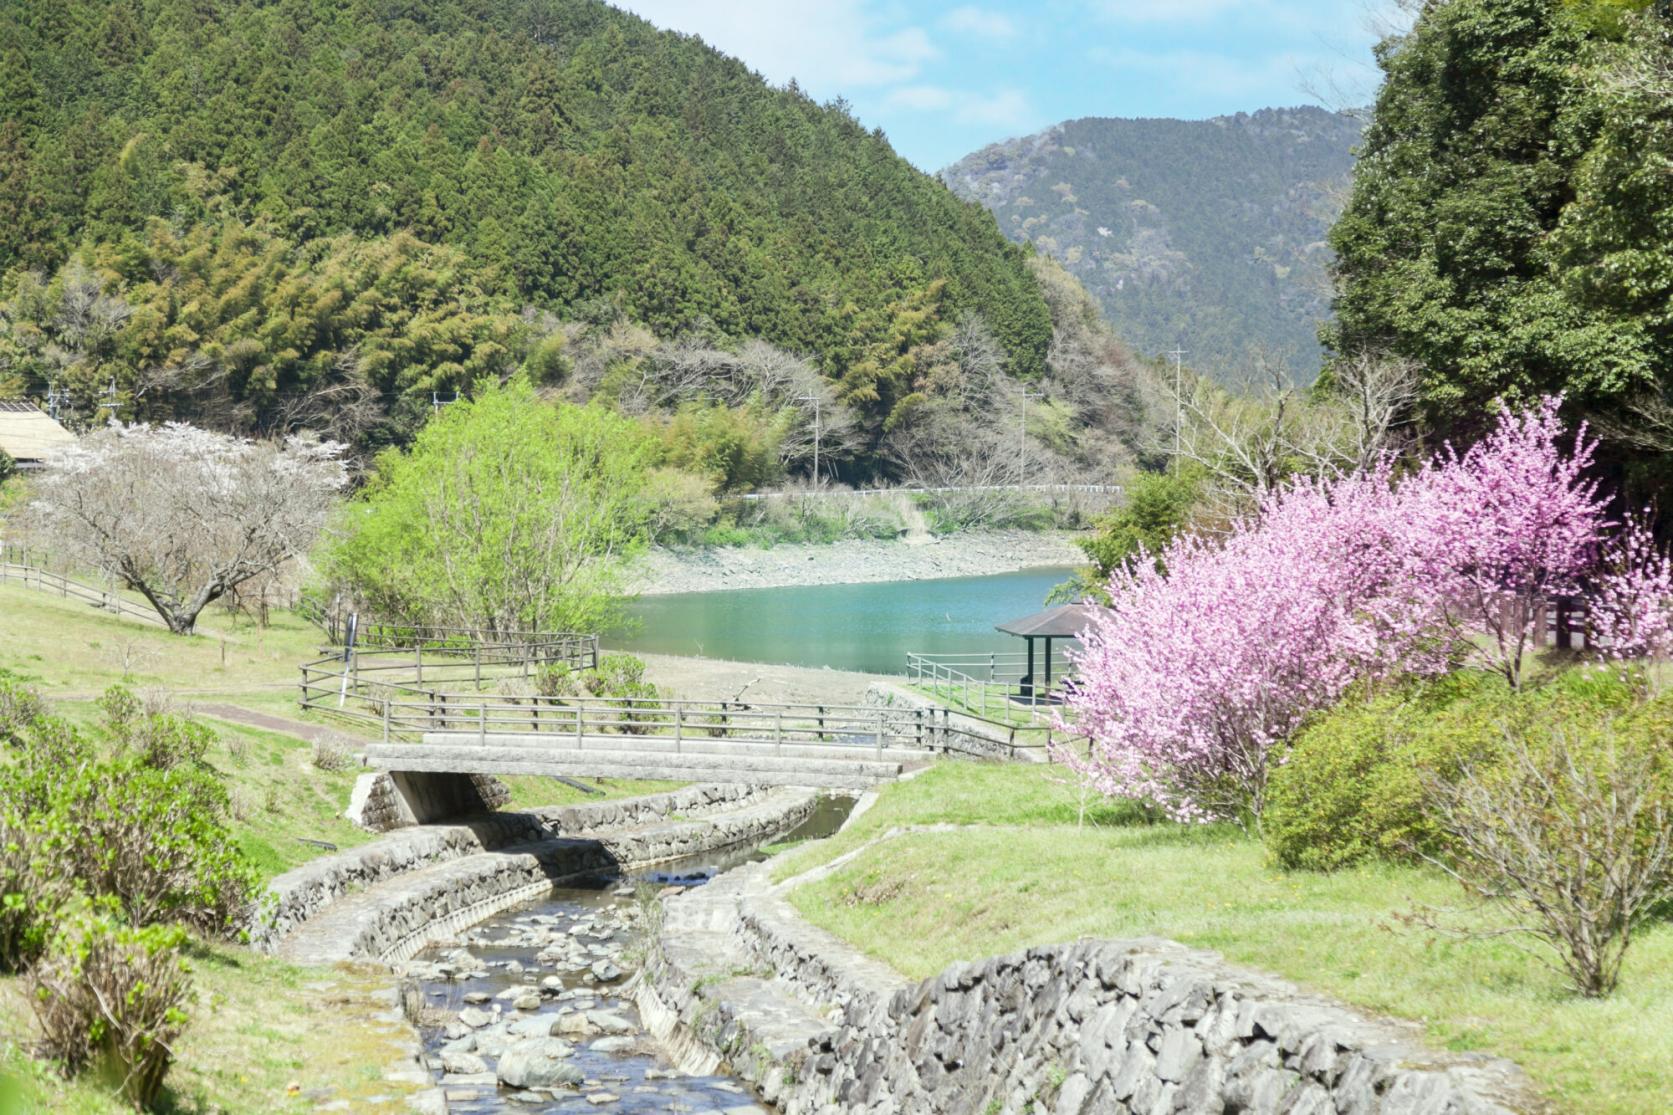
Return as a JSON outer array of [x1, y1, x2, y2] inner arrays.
[[299, 642, 1067, 760], [0, 559, 163, 626]]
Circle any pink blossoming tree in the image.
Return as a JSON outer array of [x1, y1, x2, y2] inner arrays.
[[1059, 397, 1623, 826], [1590, 515, 1673, 666]]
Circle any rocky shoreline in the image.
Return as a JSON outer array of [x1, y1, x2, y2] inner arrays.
[[633, 529, 1085, 595]]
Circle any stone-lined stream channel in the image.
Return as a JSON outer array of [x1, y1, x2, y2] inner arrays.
[[402, 795, 856, 1113]]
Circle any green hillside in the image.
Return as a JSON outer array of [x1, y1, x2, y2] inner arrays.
[[942, 107, 1363, 380], [0, 0, 1051, 449]]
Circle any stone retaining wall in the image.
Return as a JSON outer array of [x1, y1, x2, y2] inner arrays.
[[645, 862, 1535, 1115], [272, 786, 819, 964], [256, 784, 778, 952]]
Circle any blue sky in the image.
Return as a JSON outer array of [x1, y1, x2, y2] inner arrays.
[[612, 1, 1403, 170]]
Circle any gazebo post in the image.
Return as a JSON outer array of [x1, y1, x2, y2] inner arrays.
[[996, 602, 1100, 709]]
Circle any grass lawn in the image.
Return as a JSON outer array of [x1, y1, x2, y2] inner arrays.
[[1, 942, 428, 1114], [0, 582, 325, 699], [772, 762, 1672, 1114]]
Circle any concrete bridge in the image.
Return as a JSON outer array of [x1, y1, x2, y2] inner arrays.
[[365, 729, 936, 791], [302, 642, 1058, 812]]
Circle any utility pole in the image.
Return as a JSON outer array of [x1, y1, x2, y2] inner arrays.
[[1017, 390, 1043, 485], [431, 390, 458, 415], [97, 378, 120, 425], [798, 393, 821, 488], [1166, 347, 1188, 466]]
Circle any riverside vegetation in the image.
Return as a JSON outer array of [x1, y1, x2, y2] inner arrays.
[[0, 583, 672, 1111]]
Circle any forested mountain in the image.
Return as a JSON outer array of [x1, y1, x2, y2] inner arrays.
[[0, 0, 1056, 462], [942, 107, 1364, 380]]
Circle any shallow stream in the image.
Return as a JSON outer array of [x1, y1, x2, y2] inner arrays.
[[405, 795, 855, 1112]]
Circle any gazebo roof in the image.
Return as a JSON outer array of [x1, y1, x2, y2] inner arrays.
[[995, 602, 1101, 639]]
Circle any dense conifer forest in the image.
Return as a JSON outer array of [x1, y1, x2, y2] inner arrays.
[[0, 0, 1058, 460]]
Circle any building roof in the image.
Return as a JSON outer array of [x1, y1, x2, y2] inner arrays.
[[0, 400, 76, 463], [995, 602, 1102, 639]]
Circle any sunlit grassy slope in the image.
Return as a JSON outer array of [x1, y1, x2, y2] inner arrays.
[[773, 762, 1671, 1114]]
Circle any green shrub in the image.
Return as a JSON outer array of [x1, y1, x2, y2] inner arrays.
[[28, 902, 192, 1110], [0, 670, 48, 746], [38, 760, 258, 935], [534, 663, 582, 701], [1263, 669, 1644, 871], [583, 654, 664, 734], [1, 717, 97, 818], [99, 687, 215, 771], [0, 810, 59, 973]]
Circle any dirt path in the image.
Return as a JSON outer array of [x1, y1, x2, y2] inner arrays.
[[196, 702, 367, 745], [637, 653, 891, 707]]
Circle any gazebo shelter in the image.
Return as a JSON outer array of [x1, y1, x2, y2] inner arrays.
[[995, 602, 1101, 700]]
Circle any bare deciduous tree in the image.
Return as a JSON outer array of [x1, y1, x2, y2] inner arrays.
[[27, 423, 346, 634], [563, 326, 864, 481], [1324, 349, 1421, 473], [1420, 730, 1673, 998], [1169, 346, 1420, 518]]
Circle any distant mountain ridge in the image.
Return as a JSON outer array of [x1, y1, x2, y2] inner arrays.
[[942, 106, 1364, 379]]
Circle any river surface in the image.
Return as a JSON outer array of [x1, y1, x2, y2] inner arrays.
[[611, 566, 1074, 674], [409, 796, 855, 1112]]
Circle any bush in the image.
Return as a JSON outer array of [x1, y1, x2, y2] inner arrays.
[[0, 670, 48, 745], [2, 717, 97, 819], [582, 654, 663, 734], [100, 687, 215, 771], [311, 734, 355, 773], [1426, 720, 1673, 997], [38, 760, 258, 935], [0, 810, 58, 973], [1263, 670, 1640, 871], [534, 663, 582, 701], [29, 903, 192, 1110]]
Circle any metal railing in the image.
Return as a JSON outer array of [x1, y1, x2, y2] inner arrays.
[[0, 558, 164, 626], [736, 483, 1122, 502], [300, 644, 1070, 760], [905, 651, 1075, 726]]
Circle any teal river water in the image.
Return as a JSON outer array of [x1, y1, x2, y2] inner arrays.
[[608, 566, 1076, 674]]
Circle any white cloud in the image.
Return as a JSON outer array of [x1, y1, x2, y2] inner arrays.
[[1086, 44, 1331, 103], [1091, 0, 1241, 24], [954, 87, 1034, 129], [612, 1, 938, 90], [884, 84, 1033, 130], [886, 84, 957, 111], [942, 6, 1018, 41]]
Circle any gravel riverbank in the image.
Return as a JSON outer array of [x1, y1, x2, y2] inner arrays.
[[633, 529, 1084, 595]]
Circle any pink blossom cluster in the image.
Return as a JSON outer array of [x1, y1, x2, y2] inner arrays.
[[1591, 516, 1673, 663], [1058, 397, 1617, 824]]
